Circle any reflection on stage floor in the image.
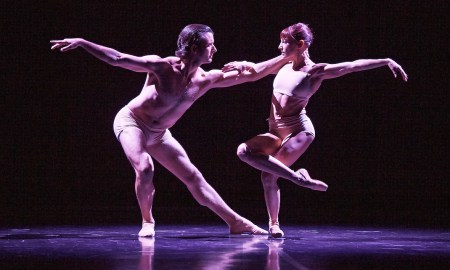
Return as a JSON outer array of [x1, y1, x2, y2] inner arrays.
[[1, 225, 449, 269]]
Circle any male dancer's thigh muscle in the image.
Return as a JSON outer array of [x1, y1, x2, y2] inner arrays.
[[147, 135, 201, 185], [119, 127, 154, 172]]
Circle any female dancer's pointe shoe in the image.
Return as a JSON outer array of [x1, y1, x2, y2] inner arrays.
[[297, 168, 328, 191], [229, 219, 269, 235], [138, 222, 155, 237], [269, 223, 284, 238]]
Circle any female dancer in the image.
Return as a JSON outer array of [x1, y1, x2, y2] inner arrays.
[[224, 22, 408, 238]]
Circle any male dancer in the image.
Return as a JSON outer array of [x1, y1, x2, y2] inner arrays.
[[51, 24, 309, 236]]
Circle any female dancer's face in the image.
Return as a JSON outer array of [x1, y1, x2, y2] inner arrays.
[[278, 38, 299, 57]]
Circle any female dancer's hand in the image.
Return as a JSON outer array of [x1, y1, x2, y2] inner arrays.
[[222, 61, 255, 73], [387, 59, 408, 81]]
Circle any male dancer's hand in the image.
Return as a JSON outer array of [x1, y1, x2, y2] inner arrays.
[[50, 38, 84, 52]]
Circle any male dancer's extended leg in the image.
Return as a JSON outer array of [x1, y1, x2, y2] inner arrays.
[[148, 135, 267, 234]]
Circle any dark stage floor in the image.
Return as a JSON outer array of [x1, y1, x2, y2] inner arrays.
[[1, 225, 449, 269]]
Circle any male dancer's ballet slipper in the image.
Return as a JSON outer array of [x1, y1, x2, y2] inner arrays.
[[229, 219, 269, 235], [138, 222, 155, 237]]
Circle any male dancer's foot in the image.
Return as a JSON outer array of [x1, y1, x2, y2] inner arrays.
[[269, 221, 284, 238], [296, 168, 328, 191], [138, 222, 155, 237], [229, 218, 268, 235]]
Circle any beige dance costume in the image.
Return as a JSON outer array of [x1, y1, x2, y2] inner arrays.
[[268, 85, 316, 145], [113, 106, 173, 145]]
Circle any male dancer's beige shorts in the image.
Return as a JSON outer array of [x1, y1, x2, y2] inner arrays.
[[268, 109, 315, 146], [113, 106, 172, 146]]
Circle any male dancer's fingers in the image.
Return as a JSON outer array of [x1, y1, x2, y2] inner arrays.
[[60, 45, 72, 52], [50, 41, 60, 50], [50, 42, 74, 52], [50, 40, 64, 45], [50, 40, 66, 50]]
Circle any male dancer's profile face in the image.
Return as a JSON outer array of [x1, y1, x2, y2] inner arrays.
[[196, 32, 217, 64]]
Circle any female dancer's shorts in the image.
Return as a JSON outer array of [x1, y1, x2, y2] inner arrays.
[[268, 109, 315, 146]]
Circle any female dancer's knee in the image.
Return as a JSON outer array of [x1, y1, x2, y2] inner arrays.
[[236, 143, 252, 162], [261, 172, 278, 189]]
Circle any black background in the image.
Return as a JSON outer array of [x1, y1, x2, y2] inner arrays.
[[1, 1, 448, 228]]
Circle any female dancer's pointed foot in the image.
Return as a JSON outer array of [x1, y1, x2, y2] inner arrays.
[[138, 222, 155, 237], [297, 168, 328, 191], [229, 218, 268, 235], [269, 224, 284, 238]]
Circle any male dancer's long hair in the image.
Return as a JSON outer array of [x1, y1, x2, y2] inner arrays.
[[176, 24, 213, 59]]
